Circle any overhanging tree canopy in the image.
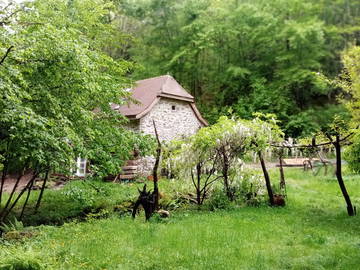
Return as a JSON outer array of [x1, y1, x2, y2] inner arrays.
[[0, 0, 154, 221]]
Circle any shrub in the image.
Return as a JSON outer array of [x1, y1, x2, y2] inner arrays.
[[206, 188, 234, 211], [0, 218, 24, 233], [238, 171, 267, 206], [0, 251, 43, 270], [0, 218, 37, 242], [345, 131, 360, 173]]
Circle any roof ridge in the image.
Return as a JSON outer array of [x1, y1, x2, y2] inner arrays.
[[118, 74, 198, 119], [159, 74, 171, 95], [136, 74, 169, 83]]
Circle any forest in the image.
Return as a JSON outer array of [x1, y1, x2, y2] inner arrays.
[[1, 0, 360, 269], [117, 0, 360, 137]]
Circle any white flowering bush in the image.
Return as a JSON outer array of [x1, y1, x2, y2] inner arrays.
[[168, 115, 283, 205]]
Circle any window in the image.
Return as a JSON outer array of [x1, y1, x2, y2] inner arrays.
[[75, 157, 87, 177], [171, 105, 176, 111]]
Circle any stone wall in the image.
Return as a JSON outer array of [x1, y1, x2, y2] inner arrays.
[[139, 98, 203, 141], [137, 98, 204, 175]]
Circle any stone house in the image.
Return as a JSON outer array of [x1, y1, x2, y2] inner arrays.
[[114, 75, 208, 177]]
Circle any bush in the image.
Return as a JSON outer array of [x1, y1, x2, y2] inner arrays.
[[238, 171, 267, 206], [345, 132, 360, 173], [205, 170, 267, 209], [206, 188, 234, 211], [0, 218, 24, 233]]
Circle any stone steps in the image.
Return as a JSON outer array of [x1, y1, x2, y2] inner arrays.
[[119, 174, 137, 180], [118, 160, 139, 181]]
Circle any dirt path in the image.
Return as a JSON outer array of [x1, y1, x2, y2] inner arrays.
[[1, 172, 35, 192]]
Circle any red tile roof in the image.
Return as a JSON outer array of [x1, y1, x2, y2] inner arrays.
[[116, 75, 207, 126]]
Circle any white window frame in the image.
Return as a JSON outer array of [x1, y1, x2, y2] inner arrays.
[[75, 157, 87, 177]]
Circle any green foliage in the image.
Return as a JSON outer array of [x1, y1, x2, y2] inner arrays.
[[62, 184, 99, 207], [171, 115, 282, 202], [206, 187, 234, 211], [0, 0, 156, 221], [0, 218, 24, 233], [342, 46, 360, 122], [118, 0, 360, 136], [0, 257, 43, 270], [238, 170, 267, 206], [206, 170, 266, 209], [0, 0, 153, 179], [340, 46, 360, 173], [345, 131, 360, 173]]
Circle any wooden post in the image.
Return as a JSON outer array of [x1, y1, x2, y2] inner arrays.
[[279, 155, 286, 190]]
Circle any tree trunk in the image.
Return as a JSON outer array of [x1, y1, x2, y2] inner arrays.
[[0, 172, 38, 222], [221, 149, 233, 200], [196, 163, 202, 205], [258, 151, 274, 206], [19, 178, 35, 220], [334, 135, 355, 216], [1, 173, 23, 216], [35, 169, 49, 213]]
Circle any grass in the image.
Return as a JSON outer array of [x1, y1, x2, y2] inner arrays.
[[1, 168, 360, 269]]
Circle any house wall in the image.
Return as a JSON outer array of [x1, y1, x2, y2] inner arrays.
[[137, 98, 204, 174], [139, 98, 203, 141]]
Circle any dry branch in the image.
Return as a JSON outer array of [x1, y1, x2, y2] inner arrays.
[[152, 120, 161, 210]]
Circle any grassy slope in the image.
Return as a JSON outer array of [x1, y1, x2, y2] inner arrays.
[[1, 168, 360, 269]]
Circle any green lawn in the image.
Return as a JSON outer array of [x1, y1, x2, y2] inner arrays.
[[1, 168, 360, 269]]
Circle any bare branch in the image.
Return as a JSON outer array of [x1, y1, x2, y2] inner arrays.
[[153, 120, 161, 146], [190, 169, 197, 190], [200, 176, 222, 193]]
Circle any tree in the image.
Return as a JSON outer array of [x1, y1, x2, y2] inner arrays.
[[118, 0, 356, 137], [173, 115, 282, 204], [170, 129, 222, 205], [207, 117, 253, 200], [340, 46, 360, 173], [248, 114, 284, 206], [321, 117, 355, 216], [0, 0, 153, 222], [342, 46, 360, 122], [273, 117, 356, 216]]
